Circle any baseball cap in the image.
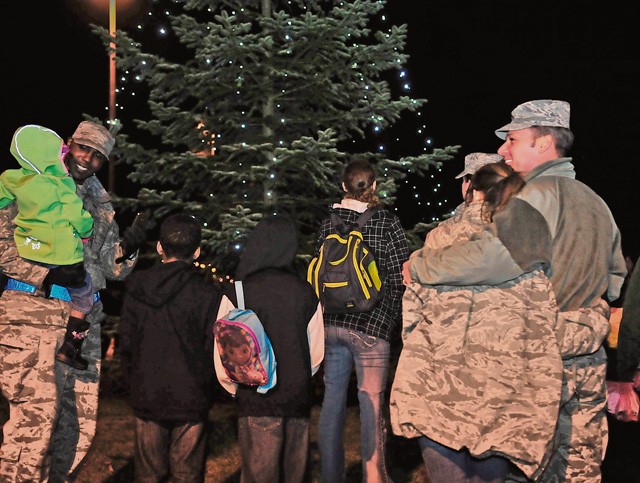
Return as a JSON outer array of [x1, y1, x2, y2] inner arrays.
[[495, 99, 570, 140], [71, 121, 115, 159], [455, 152, 504, 179]]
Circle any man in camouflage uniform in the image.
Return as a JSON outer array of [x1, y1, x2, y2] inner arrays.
[[405, 100, 627, 482], [0, 121, 145, 481]]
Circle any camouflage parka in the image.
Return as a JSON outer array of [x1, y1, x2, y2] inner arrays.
[[390, 202, 564, 479]]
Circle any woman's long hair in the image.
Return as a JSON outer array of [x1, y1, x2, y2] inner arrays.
[[465, 161, 525, 222]]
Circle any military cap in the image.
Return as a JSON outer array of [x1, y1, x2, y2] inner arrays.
[[455, 152, 504, 179], [71, 121, 115, 159], [495, 99, 570, 140]]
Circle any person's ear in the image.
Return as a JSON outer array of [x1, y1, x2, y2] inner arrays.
[[341, 182, 348, 192], [193, 246, 201, 260], [157, 241, 164, 257], [537, 134, 553, 154], [372, 180, 377, 190]]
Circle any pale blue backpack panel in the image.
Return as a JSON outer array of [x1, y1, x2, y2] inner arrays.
[[213, 282, 277, 394]]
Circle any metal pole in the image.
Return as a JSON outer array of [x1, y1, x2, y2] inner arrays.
[[108, 0, 116, 193]]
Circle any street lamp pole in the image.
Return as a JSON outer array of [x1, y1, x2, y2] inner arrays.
[[108, 0, 117, 193]]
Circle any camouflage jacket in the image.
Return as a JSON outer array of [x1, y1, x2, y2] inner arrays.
[[391, 202, 564, 478], [409, 158, 627, 311], [0, 174, 136, 325]]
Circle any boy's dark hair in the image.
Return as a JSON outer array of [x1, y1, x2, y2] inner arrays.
[[159, 213, 201, 260]]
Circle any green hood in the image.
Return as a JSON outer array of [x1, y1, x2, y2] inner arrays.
[[9, 124, 66, 176]]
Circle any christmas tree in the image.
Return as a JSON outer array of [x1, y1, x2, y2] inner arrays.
[[93, 0, 457, 273]]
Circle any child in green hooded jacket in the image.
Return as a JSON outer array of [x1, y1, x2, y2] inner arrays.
[[0, 124, 94, 370]]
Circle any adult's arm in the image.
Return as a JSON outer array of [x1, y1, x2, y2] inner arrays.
[[385, 215, 411, 311], [0, 202, 49, 286], [79, 177, 136, 289], [409, 198, 551, 286], [617, 260, 640, 382]]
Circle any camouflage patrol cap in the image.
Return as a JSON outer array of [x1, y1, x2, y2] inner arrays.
[[455, 152, 504, 179], [71, 121, 115, 159], [495, 99, 570, 140]]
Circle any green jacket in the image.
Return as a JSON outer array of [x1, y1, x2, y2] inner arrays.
[[0, 124, 93, 265]]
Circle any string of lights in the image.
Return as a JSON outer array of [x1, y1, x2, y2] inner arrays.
[[104, 0, 459, 281]]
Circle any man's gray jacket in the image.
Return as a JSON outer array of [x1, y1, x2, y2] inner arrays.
[[409, 157, 627, 311]]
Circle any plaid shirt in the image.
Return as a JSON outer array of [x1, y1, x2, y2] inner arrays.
[[314, 204, 410, 341]]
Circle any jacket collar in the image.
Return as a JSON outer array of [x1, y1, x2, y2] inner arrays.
[[525, 157, 576, 182]]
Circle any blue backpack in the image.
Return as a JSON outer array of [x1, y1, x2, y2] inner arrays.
[[213, 281, 277, 394]]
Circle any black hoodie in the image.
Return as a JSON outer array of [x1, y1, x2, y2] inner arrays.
[[120, 260, 220, 421], [224, 215, 320, 417]]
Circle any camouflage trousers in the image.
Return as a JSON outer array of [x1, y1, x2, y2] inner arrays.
[[536, 347, 608, 483], [0, 291, 102, 482]]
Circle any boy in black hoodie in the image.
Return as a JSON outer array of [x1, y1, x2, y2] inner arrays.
[[214, 214, 324, 483], [120, 213, 220, 482]]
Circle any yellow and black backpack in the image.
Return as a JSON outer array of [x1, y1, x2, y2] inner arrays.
[[307, 208, 384, 314]]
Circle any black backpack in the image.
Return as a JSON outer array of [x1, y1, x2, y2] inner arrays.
[[307, 208, 384, 314]]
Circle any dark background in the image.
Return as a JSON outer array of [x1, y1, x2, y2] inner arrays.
[[2, 0, 639, 262]]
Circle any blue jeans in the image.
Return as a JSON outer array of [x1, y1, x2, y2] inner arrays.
[[237, 416, 310, 483], [318, 326, 391, 483], [134, 417, 207, 483], [418, 436, 509, 483], [42, 264, 94, 314]]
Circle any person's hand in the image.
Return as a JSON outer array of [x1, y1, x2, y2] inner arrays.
[[402, 260, 413, 286], [119, 225, 147, 260], [607, 381, 640, 422], [633, 370, 640, 392], [42, 262, 86, 288]]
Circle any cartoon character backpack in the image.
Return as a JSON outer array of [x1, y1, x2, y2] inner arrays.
[[213, 280, 277, 394]]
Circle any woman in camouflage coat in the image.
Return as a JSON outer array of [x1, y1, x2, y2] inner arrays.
[[390, 161, 565, 481]]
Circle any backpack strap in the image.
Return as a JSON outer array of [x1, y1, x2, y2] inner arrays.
[[234, 280, 245, 309], [330, 212, 349, 236], [353, 206, 381, 230], [330, 206, 381, 236]]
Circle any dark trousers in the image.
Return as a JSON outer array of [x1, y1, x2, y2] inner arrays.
[[134, 416, 207, 483], [418, 436, 509, 483], [238, 415, 310, 483]]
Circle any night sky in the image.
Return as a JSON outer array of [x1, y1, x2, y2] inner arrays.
[[2, 0, 639, 262]]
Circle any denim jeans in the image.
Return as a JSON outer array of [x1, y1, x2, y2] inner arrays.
[[134, 417, 207, 483], [318, 326, 391, 483], [237, 416, 310, 483], [418, 436, 509, 483]]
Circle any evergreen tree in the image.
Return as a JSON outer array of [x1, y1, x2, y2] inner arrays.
[[94, 0, 457, 271]]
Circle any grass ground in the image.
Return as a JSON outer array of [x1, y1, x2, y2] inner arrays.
[[74, 397, 428, 482]]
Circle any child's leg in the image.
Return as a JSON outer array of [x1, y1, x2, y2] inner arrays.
[[56, 315, 91, 370], [56, 272, 93, 370], [70, 309, 86, 320], [66, 270, 94, 317], [56, 271, 94, 370]]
